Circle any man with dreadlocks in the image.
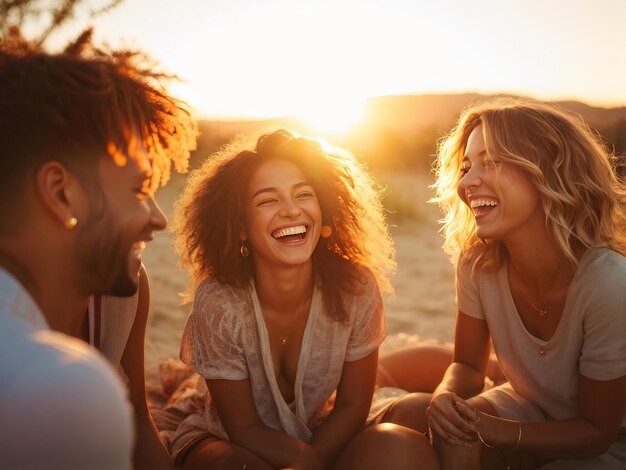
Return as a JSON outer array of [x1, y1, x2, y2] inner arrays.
[[0, 30, 196, 469]]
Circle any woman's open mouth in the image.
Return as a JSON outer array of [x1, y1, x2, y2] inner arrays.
[[470, 199, 499, 218], [271, 224, 307, 243]]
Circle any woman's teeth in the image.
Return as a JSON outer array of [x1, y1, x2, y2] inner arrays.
[[470, 199, 499, 208], [272, 225, 307, 239]]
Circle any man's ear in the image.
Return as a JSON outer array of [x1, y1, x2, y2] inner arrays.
[[35, 162, 80, 228]]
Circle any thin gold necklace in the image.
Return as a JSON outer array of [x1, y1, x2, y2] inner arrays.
[[271, 299, 311, 346], [526, 297, 549, 317], [515, 257, 562, 318]]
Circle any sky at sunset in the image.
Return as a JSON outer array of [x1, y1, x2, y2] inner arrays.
[[44, 0, 626, 128]]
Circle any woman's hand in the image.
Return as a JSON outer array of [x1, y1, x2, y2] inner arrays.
[[425, 312, 491, 449], [455, 401, 521, 451], [427, 391, 477, 447]]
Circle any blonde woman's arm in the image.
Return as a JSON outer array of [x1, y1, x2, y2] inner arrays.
[[458, 374, 626, 459], [427, 311, 491, 443]]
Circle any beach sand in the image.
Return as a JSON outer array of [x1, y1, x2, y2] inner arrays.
[[142, 171, 456, 378]]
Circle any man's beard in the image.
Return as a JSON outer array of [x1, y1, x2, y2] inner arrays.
[[76, 217, 139, 297]]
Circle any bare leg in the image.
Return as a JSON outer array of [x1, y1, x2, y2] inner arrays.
[[334, 423, 439, 470], [182, 436, 273, 470], [379, 392, 432, 433], [377, 343, 505, 391], [377, 344, 455, 391]]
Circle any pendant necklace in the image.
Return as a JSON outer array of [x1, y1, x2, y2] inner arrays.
[[526, 297, 549, 317], [273, 298, 311, 347], [520, 257, 562, 318]]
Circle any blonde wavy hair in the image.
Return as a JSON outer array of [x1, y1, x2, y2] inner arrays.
[[173, 129, 395, 321], [433, 98, 626, 269]]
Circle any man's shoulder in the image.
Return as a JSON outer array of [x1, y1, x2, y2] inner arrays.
[[1, 326, 129, 404], [0, 328, 134, 469]]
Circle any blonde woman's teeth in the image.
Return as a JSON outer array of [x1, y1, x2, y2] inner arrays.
[[470, 200, 499, 208]]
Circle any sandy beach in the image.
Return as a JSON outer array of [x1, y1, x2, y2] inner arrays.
[[142, 170, 457, 378]]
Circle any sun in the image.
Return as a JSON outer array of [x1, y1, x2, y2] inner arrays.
[[297, 97, 366, 136]]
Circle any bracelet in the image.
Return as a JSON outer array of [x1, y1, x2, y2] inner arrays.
[[474, 414, 495, 448], [477, 430, 495, 448], [475, 414, 522, 451]]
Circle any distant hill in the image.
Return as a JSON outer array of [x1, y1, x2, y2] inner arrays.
[[192, 93, 626, 172], [347, 93, 626, 170], [360, 93, 626, 133]]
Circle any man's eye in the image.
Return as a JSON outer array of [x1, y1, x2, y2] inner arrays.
[[136, 178, 153, 198], [135, 188, 150, 199]]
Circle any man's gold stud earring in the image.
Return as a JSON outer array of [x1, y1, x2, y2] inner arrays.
[[65, 217, 78, 229]]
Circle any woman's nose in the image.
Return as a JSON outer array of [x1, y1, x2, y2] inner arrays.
[[280, 198, 302, 218], [458, 167, 481, 190], [457, 168, 482, 202]]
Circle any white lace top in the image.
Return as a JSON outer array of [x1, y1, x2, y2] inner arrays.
[[179, 271, 386, 441]]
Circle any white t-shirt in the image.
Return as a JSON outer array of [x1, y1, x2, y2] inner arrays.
[[0, 269, 134, 470], [456, 247, 626, 427]]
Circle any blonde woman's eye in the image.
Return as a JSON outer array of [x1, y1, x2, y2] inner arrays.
[[296, 191, 314, 198], [484, 160, 501, 169], [460, 167, 470, 175]]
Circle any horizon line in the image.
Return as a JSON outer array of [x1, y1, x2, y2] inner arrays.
[[187, 91, 626, 121]]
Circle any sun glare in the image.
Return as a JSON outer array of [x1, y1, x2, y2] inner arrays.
[[299, 98, 366, 135]]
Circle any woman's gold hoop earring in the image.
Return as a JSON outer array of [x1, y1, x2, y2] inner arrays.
[[240, 240, 250, 257], [320, 225, 332, 239], [64, 217, 78, 230]]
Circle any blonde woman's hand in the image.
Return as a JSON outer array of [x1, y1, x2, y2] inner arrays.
[[427, 391, 477, 447], [455, 401, 522, 451]]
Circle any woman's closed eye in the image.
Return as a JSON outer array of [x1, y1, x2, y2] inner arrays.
[[295, 190, 315, 199], [483, 159, 502, 169], [257, 198, 278, 207]]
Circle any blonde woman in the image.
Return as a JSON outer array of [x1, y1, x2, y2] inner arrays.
[[383, 99, 626, 469], [168, 130, 438, 469]]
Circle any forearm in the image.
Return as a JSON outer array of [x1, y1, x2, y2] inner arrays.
[[230, 423, 323, 469], [434, 362, 485, 399], [134, 410, 173, 470], [479, 413, 616, 459], [310, 403, 369, 467]]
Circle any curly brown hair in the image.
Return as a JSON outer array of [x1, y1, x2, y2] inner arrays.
[[0, 28, 197, 233], [173, 129, 395, 321]]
